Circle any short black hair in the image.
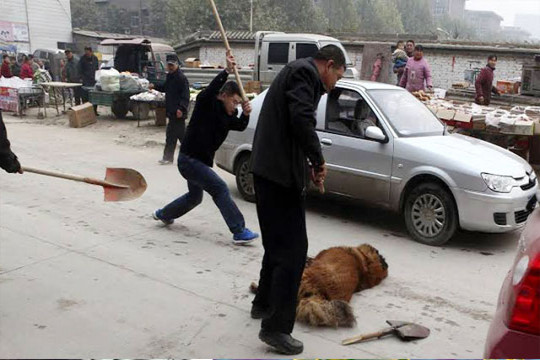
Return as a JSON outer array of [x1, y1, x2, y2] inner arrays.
[[28, 54, 34, 59], [396, 40, 405, 47], [2, 54, 8, 60], [488, 54, 498, 61], [406, 40, 415, 45], [314, 45, 347, 70], [84, 46, 92, 51], [220, 81, 242, 97], [22, 55, 29, 62], [415, 45, 424, 52], [64, 49, 72, 54]]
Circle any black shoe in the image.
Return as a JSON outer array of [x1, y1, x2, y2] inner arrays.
[[259, 329, 303, 355], [251, 304, 270, 319]]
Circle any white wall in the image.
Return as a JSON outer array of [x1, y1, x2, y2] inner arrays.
[[0, 0, 73, 52]]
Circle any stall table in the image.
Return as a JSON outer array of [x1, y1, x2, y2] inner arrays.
[[40, 82, 83, 116]]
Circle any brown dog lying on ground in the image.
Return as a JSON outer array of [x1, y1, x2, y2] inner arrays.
[[251, 244, 388, 327]]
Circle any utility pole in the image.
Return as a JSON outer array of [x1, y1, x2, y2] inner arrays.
[[250, 0, 253, 32]]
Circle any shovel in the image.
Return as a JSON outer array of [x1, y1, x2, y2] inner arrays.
[[22, 167, 147, 202], [342, 320, 430, 345]]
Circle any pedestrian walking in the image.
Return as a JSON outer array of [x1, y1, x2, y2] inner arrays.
[[65, 49, 82, 105], [0, 110, 22, 174], [152, 52, 259, 245], [1, 54, 12, 78], [399, 45, 433, 92], [150, 55, 190, 165], [78, 46, 99, 114], [249, 45, 345, 355], [475, 54, 500, 106]]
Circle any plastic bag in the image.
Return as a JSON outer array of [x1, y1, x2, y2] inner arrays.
[[100, 68, 120, 92], [119, 73, 141, 92]]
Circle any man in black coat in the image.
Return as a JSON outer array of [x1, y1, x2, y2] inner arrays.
[[78, 46, 99, 114], [0, 110, 22, 174], [152, 53, 259, 245], [151, 55, 190, 164], [65, 49, 82, 105], [250, 45, 346, 355]]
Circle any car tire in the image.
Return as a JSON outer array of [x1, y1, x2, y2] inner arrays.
[[235, 153, 256, 203], [404, 182, 458, 246]]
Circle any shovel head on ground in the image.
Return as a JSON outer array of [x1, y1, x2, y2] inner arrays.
[[103, 168, 147, 202], [387, 320, 431, 341], [342, 320, 430, 345]]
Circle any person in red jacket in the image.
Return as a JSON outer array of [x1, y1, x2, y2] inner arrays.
[[475, 54, 500, 106], [19, 56, 34, 80], [1, 54, 12, 78]]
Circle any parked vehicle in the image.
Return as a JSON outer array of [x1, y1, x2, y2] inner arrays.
[[215, 80, 538, 245], [181, 32, 359, 88], [89, 38, 175, 119], [32, 48, 68, 81], [484, 189, 540, 357]]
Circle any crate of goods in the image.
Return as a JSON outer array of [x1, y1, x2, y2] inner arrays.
[[496, 80, 520, 94], [185, 58, 201, 68], [0, 87, 19, 112], [453, 110, 473, 129], [68, 103, 97, 128]]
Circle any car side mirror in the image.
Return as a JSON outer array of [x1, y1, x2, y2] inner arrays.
[[365, 126, 387, 143]]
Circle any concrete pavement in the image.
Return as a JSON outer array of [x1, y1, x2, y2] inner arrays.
[[0, 112, 521, 358]]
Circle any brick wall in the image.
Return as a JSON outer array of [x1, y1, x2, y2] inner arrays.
[[178, 41, 531, 90]]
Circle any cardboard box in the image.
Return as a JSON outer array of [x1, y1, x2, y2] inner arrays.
[[497, 80, 520, 94], [155, 107, 167, 126], [185, 57, 201, 68], [245, 81, 262, 94], [512, 120, 535, 136], [436, 109, 455, 121], [473, 120, 486, 130], [453, 111, 472, 123], [534, 119, 540, 135], [68, 102, 96, 128]]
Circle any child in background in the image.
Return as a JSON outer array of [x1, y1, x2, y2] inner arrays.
[[392, 40, 408, 85]]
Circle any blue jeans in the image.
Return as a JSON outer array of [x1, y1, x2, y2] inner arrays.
[[158, 153, 245, 234]]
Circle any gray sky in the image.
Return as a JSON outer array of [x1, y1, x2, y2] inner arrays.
[[466, 0, 540, 26]]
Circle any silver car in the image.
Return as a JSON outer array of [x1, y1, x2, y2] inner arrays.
[[215, 80, 538, 246]]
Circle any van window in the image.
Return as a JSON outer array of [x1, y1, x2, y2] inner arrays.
[[268, 43, 289, 65], [296, 43, 318, 60]]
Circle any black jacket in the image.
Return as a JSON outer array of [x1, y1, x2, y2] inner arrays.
[[251, 57, 325, 191], [181, 70, 249, 167], [78, 54, 98, 86], [0, 111, 21, 173], [154, 69, 190, 116], [65, 57, 80, 83]]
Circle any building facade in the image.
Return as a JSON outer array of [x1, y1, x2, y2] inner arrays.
[[430, 0, 467, 19], [464, 10, 503, 40], [0, 0, 73, 53]]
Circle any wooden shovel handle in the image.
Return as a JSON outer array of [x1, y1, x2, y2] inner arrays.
[[342, 328, 394, 345], [22, 167, 128, 189], [207, 0, 248, 102]]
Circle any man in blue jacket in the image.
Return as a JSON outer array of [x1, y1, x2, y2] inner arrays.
[[153, 53, 259, 245], [152, 55, 190, 164]]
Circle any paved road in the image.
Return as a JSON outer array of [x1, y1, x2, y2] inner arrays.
[[0, 113, 520, 358]]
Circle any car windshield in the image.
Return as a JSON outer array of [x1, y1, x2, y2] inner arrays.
[[368, 89, 444, 137]]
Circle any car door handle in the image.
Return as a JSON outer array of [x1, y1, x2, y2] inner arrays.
[[321, 138, 333, 146]]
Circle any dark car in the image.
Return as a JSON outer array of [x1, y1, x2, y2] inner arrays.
[[484, 188, 540, 357]]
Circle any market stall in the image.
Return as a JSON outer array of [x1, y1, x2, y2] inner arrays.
[[0, 76, 46, 116], [40, 82, 83, 116]]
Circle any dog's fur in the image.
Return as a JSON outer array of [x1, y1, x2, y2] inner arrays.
[[251, 244, 388, 328]]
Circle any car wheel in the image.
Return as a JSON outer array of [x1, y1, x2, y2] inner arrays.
[[404, 182, 458, 246], [235, 153, 256, 203]]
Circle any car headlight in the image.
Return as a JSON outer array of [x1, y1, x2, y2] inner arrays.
[[481, 173, 515, 193]]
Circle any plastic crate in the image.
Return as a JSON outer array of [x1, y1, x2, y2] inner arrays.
[[89, 90, 114, 106]]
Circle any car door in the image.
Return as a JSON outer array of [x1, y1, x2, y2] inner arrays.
[[316, 86, 394, 206]]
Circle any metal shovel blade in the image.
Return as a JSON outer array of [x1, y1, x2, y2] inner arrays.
[[103, 168, 147, 202], [387, 320, 431, 341]]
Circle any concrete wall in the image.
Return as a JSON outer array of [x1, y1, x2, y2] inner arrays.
[[176, 40, 532, 90], [0, 0, 72, 53]]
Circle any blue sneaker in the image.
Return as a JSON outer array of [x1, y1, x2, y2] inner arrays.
[[152, 210, 174, 226], [233, 228, 259, 245]]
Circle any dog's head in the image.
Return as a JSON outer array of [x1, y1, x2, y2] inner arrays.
[[356, 244, 388, 290]]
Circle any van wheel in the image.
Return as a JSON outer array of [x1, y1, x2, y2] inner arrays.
[[404, 182, 458, 246], [235, 153, 255, 203]]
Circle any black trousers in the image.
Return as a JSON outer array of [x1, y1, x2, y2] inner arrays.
[[81, 86, 98, 114], [163, 113, 186, 161], [252, 175, 308, 334]]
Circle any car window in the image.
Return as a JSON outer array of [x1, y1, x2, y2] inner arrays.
[[325, 88, 382, 140], [268, 43, 289, 65], [296, 43, 318, 60]]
